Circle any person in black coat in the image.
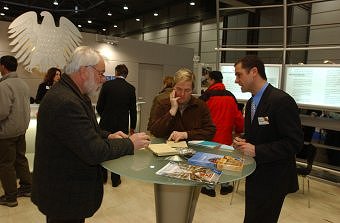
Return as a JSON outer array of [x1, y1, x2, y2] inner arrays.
[[35, 67, 61, 103], [96, 64, 137, 187], [31, 46, 150, 223], [232, 55, 303, 223]]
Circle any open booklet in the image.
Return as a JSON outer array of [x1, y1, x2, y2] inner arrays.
[[148, 141, 188, 156], [156, 161, 221, 184]]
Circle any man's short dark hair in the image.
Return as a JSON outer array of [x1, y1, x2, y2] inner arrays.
[[115, 64, 128, 78], [0, 55, 18, 72], [234, 55, 267, 80], [209, 71, 223, 83]]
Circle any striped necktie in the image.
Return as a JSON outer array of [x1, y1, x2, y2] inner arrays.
[[251, 99, 256, 122]]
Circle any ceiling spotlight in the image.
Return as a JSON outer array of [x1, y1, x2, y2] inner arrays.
[[77, 24, 82, 28], [53, 0, 59, 6], [0, 12, 5, 16], [75, 5, 78, 13], [102, 28, 106, 31], [3, 6, 9, 10], [190, 2, 195, 6], [87, 20, 92, 24], [107, 11, 112, 16], [136, 18, 140, 22], [123, 5, 128, 10], [153, 12, 158, 16], [113, 25, 118, 28]]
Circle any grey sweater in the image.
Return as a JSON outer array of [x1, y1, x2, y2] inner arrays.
[[0, 72, 30, 139]]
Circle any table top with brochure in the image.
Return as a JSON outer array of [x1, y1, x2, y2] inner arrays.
[[101, 138, 256, 186]]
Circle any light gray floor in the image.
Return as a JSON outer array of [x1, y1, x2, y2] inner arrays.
[[0, 176, 339, 222]]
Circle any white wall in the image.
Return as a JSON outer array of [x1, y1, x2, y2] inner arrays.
[[0, 21, 194, 100]]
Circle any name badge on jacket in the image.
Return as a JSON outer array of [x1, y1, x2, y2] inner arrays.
[[258, 116, 269, 125]]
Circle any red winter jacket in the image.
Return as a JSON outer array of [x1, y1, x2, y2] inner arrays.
[[200, 83, 244, 145]]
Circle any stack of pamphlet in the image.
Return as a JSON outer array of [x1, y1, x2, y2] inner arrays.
[[156, 161, 221, 184], [188, 140, 234, 151], [188, 152, 244, 172]]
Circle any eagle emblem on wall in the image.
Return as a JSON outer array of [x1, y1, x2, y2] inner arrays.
[[8, 11, 82, 73]]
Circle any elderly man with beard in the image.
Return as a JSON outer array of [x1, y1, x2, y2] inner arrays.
[[32, 46, 150, 223], [148, 68, 215, 142]]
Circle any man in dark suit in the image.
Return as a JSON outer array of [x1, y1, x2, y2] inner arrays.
[[32, 46, 150, 223], [96, 64, 137, 187], [232, 55, 303, 223]]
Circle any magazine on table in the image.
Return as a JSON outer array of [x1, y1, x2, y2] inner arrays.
[[188, 140, 234, 151], [188, 152, 244, 172], [156, 161, 221, 184]]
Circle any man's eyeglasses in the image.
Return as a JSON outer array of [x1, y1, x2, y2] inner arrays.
[[87, 65, 105, 77], [174, 87, 192, 94]]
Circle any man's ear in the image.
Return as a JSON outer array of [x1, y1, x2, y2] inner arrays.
[[250, 67, 258, 77], [79, 66, 88, 80]]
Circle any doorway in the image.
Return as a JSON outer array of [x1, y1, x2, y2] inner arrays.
[[138, 63, 164, 132]]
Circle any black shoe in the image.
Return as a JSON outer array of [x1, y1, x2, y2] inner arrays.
[[112, 179, 122, 187], [220, 185, 234, 195], [17, 189, 31, 197], [0, 195, 18, 207], [200, 187, 216, 197]]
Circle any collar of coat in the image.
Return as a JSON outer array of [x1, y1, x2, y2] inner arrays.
[[60, 73, 92, 105], [0, 71, 18, 82]]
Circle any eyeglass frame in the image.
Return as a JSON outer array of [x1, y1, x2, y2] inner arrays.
[[86, 65, 105, 77]]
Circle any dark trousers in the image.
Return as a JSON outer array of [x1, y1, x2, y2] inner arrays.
[[0, 135, 32, 201], [244, 190, 285, 223], [101, 166, 120, 185], [46, 217, 85, 223]]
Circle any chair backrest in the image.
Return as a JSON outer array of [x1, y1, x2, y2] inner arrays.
[[296, 144, 317, 175], [305, 144, 317, 171]]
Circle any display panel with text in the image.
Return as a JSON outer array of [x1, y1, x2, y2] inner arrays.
[[284, 65, 340, 110]]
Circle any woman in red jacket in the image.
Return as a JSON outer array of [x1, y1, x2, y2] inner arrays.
[[199, 71, 244, 197]]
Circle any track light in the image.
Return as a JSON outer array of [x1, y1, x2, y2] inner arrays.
[[136, 18, 140, 22], [107, 12, 112, 16], [75, 5, 78, 13], [87, 20, 92, 24], [190, 2, 195, 6], [153, 12, 158, 16], [77, 24, 82, 28], [113, 25, 118, 28], [0, 12, 5, 16], [53, 0, 59, 6], [123, 5, 128, 10], [3, 6, 9, 10]]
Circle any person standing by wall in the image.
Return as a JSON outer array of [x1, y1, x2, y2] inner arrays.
[[0, 55, 32, 207], [96, 64, 137, 187], [35, 67, 61, 103], [199, 70, 244, 197], [32, 46, 150, 223], [232, 55, 303, 223]]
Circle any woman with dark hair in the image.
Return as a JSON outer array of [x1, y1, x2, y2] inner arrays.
[[35, 67, 61, 103]]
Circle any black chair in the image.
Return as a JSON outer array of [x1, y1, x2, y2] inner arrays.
[[296, 143, 317, 208]]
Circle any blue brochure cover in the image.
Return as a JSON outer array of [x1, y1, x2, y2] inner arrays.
[[188, 152, 223, 172]]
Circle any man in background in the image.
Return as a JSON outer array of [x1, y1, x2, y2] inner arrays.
[[233, 55, 303, 223], [199, 70, 244, 197], [32, 46, 150, 223], [0, 55, 32, 207], [96, 64, 137, 187]]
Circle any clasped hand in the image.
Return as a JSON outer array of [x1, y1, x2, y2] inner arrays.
[[108, 131, 150, 150], [232, 136, 256, 157]]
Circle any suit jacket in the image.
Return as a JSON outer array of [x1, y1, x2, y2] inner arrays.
[[35, 82, 51, 104], [244, 84, 303, 201], [96, 78, 137, 134], [32, 74, 134, 219]]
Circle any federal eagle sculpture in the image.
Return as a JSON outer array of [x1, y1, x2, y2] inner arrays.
[[8, 11, 82, 73]]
